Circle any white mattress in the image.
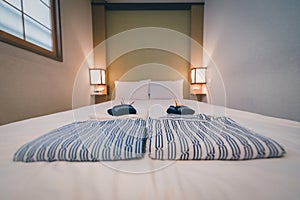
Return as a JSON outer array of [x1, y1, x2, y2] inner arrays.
[[0, 99, 299, 200]]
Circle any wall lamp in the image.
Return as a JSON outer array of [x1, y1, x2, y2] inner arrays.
[[190, 67, 207, 95], [89, 68, 106, 94], [191, 67, 207, 84]]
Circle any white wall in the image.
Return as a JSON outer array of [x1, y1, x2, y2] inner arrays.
[[204, 0, 300, 121], [0, 0, 93, 125]]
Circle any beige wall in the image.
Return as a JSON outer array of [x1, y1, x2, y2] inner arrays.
[[90, 6, 205, 100], [0, 0, 93, 125], [107, 49, 190, 99], [105, 10, 191, 99], [106, 10, 190, 37], [92, 5, 106, 68], [190, 5, 204, 67]]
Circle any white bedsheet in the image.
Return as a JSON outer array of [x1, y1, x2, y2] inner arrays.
[[1, 100, 299, 200]]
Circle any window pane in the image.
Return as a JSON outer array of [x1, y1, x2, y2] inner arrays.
[[41, 0, 50, 7], [0, 0, 62, 61], [0, 1, 23, 39], [5, 0, 21, 10], [23, 0, 51, 29], [24, 15, 52, 50]]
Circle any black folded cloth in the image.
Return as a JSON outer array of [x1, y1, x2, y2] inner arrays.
[[167, 105, 195, 115], [107, 104, 137, 116]]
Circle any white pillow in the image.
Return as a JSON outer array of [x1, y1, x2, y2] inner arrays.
[[114, 79, 150, 100], [149, 79, 183, 99]]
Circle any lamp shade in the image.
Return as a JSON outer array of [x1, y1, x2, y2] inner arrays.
[[89, 68, 106, 85], [191, 68, 206, 84]]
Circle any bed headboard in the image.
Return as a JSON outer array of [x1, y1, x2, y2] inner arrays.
[[107, 62, 190, 100]]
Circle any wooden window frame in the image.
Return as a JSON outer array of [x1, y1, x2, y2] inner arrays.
[[0, 0, 63, 61]]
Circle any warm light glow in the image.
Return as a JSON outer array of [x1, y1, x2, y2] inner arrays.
[[191, 68, 196, 83], [89, 68, 106, 85], [191, 68, 206, 84], [101, 69, 106, 84], [192, 85, 201, 90], [190, 84, 207, 95], [93, 85, 106, 94]]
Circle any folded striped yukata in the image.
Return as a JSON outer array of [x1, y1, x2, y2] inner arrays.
[[14, 118, 147, 162], [147, 114, 285, 160]]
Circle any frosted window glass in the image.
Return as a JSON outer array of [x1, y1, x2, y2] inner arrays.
[[24, 15, 52, 50], [0, 1, 23, 39], [5, 0, 21, 9], [0, 0, 61, 60], [23, 0, 51, 29], [41, 0, 50, 7]]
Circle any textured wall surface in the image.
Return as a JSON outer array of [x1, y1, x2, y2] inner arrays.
[[204, 0, 300, 121], [0, 0, 93, 125]]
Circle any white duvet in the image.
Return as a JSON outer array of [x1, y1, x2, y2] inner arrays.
[[0, 100, 299, 200]]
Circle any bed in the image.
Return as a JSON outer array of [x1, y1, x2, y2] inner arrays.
[[1, 80, 300, 200]]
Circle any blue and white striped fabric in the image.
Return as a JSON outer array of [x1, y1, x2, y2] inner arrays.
[[147, 114, 286, 160], [14, 118, 147, 162]]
